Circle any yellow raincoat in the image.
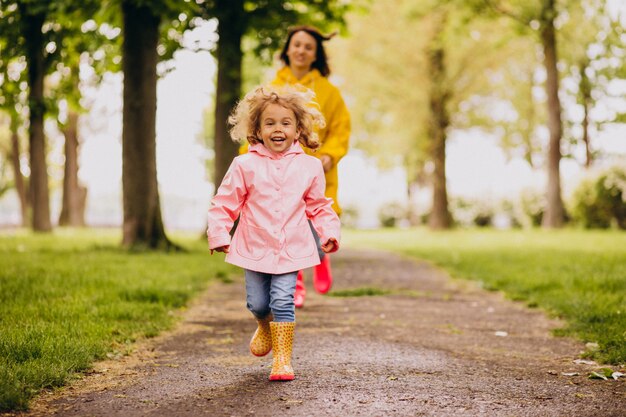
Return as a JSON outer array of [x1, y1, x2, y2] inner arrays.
[[240, 67, 351, 214]]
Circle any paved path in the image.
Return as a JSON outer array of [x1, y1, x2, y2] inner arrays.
[[19, 249, 626, 416]]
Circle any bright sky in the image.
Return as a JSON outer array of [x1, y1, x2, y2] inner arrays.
[[1, 16, 625, 229]]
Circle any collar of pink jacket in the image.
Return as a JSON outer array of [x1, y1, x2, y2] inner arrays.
[[248, 141, 304, 159]]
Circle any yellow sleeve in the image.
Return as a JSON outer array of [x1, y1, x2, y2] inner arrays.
[[318, 90, 351, 165]]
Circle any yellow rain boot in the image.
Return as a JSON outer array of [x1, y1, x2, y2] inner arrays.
[[249, 315, 273, 357], [269, 321, 296, 381]]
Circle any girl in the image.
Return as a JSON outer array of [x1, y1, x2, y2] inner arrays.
[[207, 86, 341, 381], [242, 25, 351, 308]]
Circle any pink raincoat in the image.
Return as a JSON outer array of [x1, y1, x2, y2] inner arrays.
[[207, 142, 340, 274]]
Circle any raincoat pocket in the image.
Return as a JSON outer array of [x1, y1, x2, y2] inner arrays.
[[285, 224, 315, 259], [235, 224, 268, 261]]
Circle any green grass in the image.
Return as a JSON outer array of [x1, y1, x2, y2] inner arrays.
[[329, 286, 392, 297], [344, 228, 626, 364], [0, 228, 237, 412]]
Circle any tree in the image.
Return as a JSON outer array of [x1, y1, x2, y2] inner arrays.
[[120, 0, 172, 249], [478, 0, 568, 227], [51, 14, 121, 227], [0, 0, 103, 231], [332, 0, 511, 228], [423, 10, 453, 229], [560, 0, 626, 168], [0, 52, 30, 226], [210, 0, 244, 193], [112, 0, 202, 249], [5, 1, 52, 231]]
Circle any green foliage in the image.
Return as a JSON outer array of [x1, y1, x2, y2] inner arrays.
[[378, 202, 407, 228], [519, 188, 545, 227], [198, 104, 215, 182], [244, 0, 351, 65], [196, 0, 352, 64], [331, 0, 518, 179], [449, 197, 497, 227], [340, 205, 360, 229], [570, 165, 626, 229], [344, 228, 626, 364], [559, 0, 626, 165], [0, 229, 237, 411]]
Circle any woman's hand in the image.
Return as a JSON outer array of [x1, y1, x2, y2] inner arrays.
[[321, 238, 337, 253], [320, 154, 333, 173], [211, 245, 230, 254]]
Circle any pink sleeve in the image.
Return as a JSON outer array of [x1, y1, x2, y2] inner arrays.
[[206, 159, 247, 250], [305, 161, 341, 252]]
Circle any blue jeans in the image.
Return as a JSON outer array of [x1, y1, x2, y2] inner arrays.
[[245, 270, 297, 322]]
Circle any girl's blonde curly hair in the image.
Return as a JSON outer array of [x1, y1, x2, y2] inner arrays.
[[229, 85, 325, 150]]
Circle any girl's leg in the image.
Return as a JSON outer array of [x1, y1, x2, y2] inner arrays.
[[268, 271, 298, 381], [245, 269, 272, 319], [269, 271, 298, 322], [245, 270, 274, 357]]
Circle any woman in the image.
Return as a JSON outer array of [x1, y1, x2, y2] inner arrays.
[[277, 25, 350, 308], [242, 25, 351, 307]]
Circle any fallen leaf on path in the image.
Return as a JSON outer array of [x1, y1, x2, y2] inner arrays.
[[589, 371, 608, 380], [587, 368, 624, 381], [561, 372, 579, 377], [573, 359, 596, 365]]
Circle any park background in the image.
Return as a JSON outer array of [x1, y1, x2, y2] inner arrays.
[[1, 0, 625, 413], [1, 0, 625, 231]]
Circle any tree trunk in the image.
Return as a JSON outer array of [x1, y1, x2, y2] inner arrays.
[[579, 63, 592, 169], [427, 26, 451, 230], [10, 121, 30, 227], [213, 0, 244, 189], [20, 5, 51, 232], [121, 1, 171, 249], [59, 111, 86, 226], [582, 100, 591, 169], [523, 72, 535, 168], [406, 180, 422, 226], [540, 0, 565, 228]]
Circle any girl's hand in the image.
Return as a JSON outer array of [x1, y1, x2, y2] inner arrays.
[[321, 239, 337, 253], [211, 245, 230, 254]]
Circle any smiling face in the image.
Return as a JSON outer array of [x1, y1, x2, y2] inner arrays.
[[258, 103, 300, 154], [286, 30, 317, 72]]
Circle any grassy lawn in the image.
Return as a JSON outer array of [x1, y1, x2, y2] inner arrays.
[[2, 227, 624, 411], [343, 228, 626, 365], [0, 229, 236, 412]]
